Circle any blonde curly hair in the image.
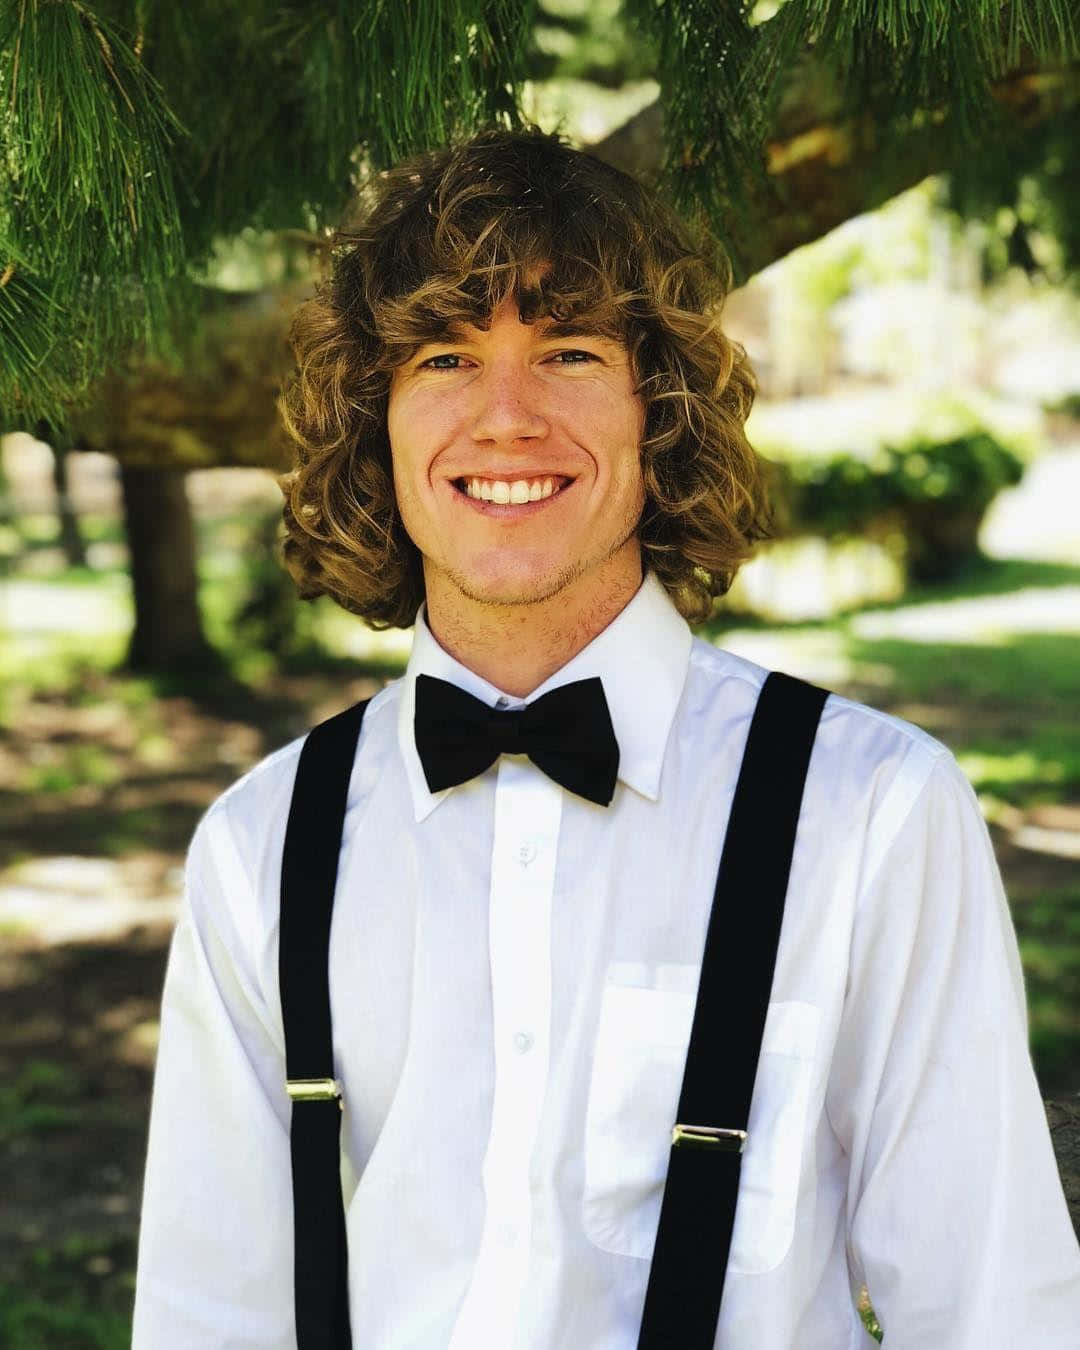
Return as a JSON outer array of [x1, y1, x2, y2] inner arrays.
[[278, 122, 774, 628]]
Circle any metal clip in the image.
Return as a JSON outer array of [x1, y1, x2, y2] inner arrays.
[[671, 1123, 747, 1152], [286, 1077, 343, 1107]]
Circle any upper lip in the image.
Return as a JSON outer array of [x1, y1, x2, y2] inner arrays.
[[450, 470, 576, 483]]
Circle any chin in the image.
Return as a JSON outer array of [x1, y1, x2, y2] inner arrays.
[[461, 577, 562, 608], [450, 557, 584, 608]]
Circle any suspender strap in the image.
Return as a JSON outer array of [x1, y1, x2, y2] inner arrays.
[[280, 698, 371, 1350], [637, 670, 829, 1350]]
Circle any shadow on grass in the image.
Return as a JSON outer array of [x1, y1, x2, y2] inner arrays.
[[850, 554, 1080, 610], [1014, 885, 1080, 1098], [0, 1235, 134, 1350], [1, 641, 408, 870], [118, 644, 407, 716], [0, 936, 170, 1348], [0, 780, 216, 867]]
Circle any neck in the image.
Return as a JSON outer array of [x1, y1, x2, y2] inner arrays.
[[423, 554, 644, 699]]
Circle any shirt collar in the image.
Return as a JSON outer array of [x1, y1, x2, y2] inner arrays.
[[397, 569, 693, 822]]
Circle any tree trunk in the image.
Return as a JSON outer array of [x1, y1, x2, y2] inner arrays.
[[118, 463, 218, 672], [51, 441, 87, 569]]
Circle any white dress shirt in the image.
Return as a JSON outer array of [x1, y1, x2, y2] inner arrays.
[[133, 568, 1080, 1349]]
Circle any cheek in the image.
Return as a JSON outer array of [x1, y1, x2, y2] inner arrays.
[[387, 430, 426, 507], [615, 410, 646, 493], [386, 450, 409, 514], [389, 405, 447, 497], [387, 389, 429, 473]]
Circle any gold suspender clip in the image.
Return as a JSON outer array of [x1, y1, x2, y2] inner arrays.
[[671, 1123, 747, 1153], [286, 1077, 344, 1107]]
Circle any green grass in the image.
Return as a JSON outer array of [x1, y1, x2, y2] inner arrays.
[[0, 1235, 134, 1350], [0, 1060, 87, 1143], [846, 630, 1080, 713]]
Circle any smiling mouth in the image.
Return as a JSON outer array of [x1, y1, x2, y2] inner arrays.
[[452, 475, 574, 504]]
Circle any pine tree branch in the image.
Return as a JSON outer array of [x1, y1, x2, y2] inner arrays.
[[589, 54, 1079, 279]]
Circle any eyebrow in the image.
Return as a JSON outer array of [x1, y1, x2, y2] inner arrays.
[[541, 319, 617, 341], [422, 317, 617, 345]]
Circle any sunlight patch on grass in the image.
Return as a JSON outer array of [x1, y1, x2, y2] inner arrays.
[[0, 857, 182, 943], [726, 535, 905, 621], [708, 624, 898, 690], [0, 637, 130, 709], [956, 750, 1066, 790], [3, 577, 132, 637], [850, 585, 1080, 642], [23, 744, 122, 795]]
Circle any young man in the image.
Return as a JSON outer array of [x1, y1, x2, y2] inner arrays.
[[133, 126, 1080, 1347]]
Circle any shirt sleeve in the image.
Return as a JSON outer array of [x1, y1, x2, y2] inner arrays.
[[824, 748, 1080, 1347], [132, 804, 297, 1349]]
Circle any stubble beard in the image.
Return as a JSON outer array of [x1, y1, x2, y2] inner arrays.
[[433, 508, 644, 612]]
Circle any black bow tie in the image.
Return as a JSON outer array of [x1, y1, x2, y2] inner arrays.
[[414, 673, 620, 806]]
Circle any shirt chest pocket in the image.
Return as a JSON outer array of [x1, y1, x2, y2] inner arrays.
[[581, 968, 821, 1276]]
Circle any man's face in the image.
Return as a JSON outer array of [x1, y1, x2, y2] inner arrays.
[[386, 293, 647, 615]]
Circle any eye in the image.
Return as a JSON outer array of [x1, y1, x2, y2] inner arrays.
[[418, 353, 467, 370], [416, 349, 600, 371], [549, 350, 600, 365]]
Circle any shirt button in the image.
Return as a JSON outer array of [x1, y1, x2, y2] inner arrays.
[[516, 841, 538, 866], [513, 1031, 534, 1054], [495, 696, 510, 709]]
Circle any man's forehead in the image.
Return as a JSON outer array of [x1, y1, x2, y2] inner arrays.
[[425, 313, 621, 342]]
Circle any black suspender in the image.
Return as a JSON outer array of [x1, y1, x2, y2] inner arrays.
[[280, 698, 371, 1350], [636, 670, 829, 1348], [279, 670, 828, 1349]]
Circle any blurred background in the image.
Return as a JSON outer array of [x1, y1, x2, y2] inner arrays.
[[1, 2, 1078, 1344]]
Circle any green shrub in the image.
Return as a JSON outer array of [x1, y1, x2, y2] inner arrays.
[[1042, 391, 1080, 418], [230, 507, 319, 660], [774, 431, 1025, 582]]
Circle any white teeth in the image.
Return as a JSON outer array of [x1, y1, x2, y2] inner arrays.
[[463, 476, 564, 502]]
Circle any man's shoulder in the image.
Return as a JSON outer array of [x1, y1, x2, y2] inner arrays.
[[687, 635, 952, 777]]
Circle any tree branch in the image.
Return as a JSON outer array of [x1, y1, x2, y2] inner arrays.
[[589, 60, 1078, 278]]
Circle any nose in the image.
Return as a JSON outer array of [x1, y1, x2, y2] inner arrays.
[[469, 362, 550, 446]]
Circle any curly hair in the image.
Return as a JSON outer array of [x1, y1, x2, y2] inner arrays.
[[277, 122, 775, 628]]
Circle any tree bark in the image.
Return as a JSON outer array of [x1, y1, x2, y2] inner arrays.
[[50, 441, 87, 569], [118, 463, 217, 673]]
